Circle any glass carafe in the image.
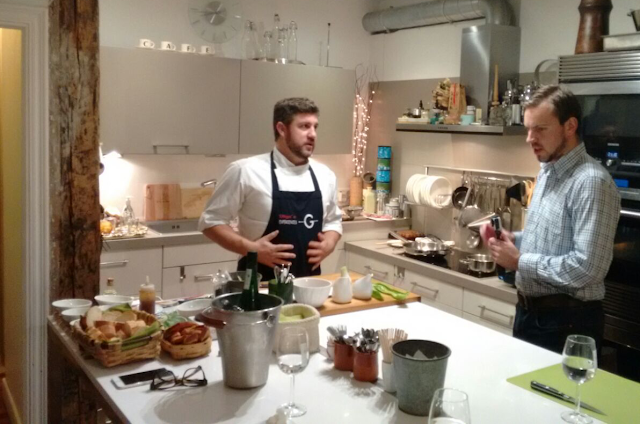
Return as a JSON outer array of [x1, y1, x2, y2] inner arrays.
[[263, 30, 274, 60], [287, 21, 298, 62]]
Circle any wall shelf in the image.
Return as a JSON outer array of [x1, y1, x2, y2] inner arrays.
[[396, 122, 527, 136]]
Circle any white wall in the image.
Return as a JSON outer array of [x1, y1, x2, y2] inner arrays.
[[100, 0, 374, 70], [369, 0, 638, 81]]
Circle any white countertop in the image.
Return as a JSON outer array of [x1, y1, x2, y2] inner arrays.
[[345, 240, 518, 304], [49, 302, 603, 424]]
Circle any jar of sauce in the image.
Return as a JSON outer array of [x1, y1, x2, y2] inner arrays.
[[139, 279, 156, 314]]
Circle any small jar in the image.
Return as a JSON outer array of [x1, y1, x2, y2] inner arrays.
[[139, 282, 156, 314], [353, 350, 378, 383], [334, 342, 354, 371]]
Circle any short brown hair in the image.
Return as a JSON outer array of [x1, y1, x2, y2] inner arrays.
[[273, 97, 319, 140], [524, 85, 582, 129]]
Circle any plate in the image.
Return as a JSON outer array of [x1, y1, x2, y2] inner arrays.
[[406, 174, 422, 203], [413, 175, 427, 206], [428, 177, 452, 209]]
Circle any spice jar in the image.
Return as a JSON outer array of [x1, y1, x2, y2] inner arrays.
[[334, 342, 354, 371]]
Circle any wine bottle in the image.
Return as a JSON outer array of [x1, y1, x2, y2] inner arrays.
[[491, 216, 516, 284], [239, 251, 260, 311]]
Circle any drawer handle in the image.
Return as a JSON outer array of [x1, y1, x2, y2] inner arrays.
[[411, 282, 439, 298], [100, 260, 129, 267], [194, 274, 215, 282], [364, 265, 388, 278], [479, 305, 514, 326]]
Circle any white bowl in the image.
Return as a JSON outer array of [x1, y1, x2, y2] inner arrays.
[[60, 306, 91, 322], [293, 278, 332, 307], [52, 298, 92, 312], [94, 294, 135, 306], [176, 299, 213, 318]]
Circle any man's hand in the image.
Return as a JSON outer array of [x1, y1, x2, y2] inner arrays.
[[307, 231, 340, 271], [480, 223, 516, 245], [488, 234, 520, 270], [253, 230, 296, 268]]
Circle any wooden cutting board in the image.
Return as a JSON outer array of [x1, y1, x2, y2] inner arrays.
[[181, 188, 214, 219], [143, 184, 182, 221], [313, 272, 420, 317]]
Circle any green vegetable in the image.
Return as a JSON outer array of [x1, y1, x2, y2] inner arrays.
[[159, 311, 189, 329], [372, 282, 408, 301], [280, 314, 304, 322], [108, 303, 133, 312], [371, 290, 384, 301]]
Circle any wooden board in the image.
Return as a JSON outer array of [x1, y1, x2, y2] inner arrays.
[[313, 272, 420, 317], [181, 187, 213, 219], [143, 184, 182, 221]]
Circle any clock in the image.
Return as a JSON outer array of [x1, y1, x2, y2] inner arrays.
[[188, 0, 243, 44]]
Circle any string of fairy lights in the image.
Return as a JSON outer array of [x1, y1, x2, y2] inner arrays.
[[352, 65, 379, 177]]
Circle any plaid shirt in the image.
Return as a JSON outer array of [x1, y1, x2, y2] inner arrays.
[[514, 143, 620, 301]]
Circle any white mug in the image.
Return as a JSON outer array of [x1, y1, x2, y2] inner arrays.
[[138, 38, 155, 49], [160, 41, 176, 51], [181, 43, 196, 53], [200, 45, 213, 55]]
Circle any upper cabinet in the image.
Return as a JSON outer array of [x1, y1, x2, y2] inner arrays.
[[239, 60, 355, 155], [100, 47, 241, 155]]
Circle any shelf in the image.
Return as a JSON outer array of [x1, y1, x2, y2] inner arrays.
[[423, 164, 536, 180], [395, 122, 527, 136]]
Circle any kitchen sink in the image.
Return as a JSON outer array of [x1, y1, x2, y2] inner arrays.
[[146, 219, 200, 234]]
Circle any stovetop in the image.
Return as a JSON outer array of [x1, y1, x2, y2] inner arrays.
[[397, 248, 497, 279]]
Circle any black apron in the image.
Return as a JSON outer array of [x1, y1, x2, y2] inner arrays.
[[238, 152, 324, 281]]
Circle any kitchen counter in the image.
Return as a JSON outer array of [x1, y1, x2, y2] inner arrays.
[[345, 240, 518, 304], [48, 302, 604, 424], [102, 218, 411, 251]]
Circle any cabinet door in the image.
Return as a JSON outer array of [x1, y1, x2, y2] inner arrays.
[[462, 290, 516, 334], [162, 261, 237, 299], [163, 243, 238, 268], [346, 251, 394, 283], [100, 248, 162, 296], [403, 270, 463, 311], [239, 60, 355, 155], [100, 47, 240, 155]]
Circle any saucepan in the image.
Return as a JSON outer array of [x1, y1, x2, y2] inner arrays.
[[389, 231, 449, 257], [459, 254, 496, 274]]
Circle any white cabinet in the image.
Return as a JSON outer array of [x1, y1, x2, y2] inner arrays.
[[346, 251, 394, 283], [162, 260, 237, 299], [462, 290, 515, 336], [163, 243, 237, 268], [402, 270, 463, 317], [100, 47, 240, 155], [100, 247, 162, 296], [238, 60, 355, 155]]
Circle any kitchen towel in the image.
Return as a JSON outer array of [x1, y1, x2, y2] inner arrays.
[[507, 363, 640, 423]]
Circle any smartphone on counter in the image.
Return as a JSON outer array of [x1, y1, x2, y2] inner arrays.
[[111, 368, 170, 390]]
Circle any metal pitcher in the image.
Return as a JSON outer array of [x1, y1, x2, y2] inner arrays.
[[201, 293, 282, 389]]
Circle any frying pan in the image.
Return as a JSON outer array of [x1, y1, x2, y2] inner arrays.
[[389, 231, 449, 257], [452, 186, 469, 210]]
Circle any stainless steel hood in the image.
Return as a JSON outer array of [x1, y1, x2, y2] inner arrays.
[[362, 0, 513, 34]]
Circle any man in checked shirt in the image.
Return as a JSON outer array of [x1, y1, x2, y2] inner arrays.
[[481, 85, 620, 354]]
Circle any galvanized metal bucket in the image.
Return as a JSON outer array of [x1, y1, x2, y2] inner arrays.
[[203, 293, 282, 389], [392, 340, 451, 416]]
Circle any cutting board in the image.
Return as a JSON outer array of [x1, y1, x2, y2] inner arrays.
[[181, 188, 213, 219], [313, 272, 420, 317], [143, 184, 182, 221], [507, 363, 640, 423]]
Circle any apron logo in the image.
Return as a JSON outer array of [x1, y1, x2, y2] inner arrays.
[[302, 214, 318, 229]]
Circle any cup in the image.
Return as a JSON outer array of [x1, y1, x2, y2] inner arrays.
[[333, 342, 354, 371], [200, 45, 213, 55], [138, 38, 155, 49], [460, 114, 474, 125], [392, 340, 451, 416], [160, 41, 176, 51], [381, 361, 396, 393], [180, 43, 196, 53], [353, 351, 378, 383]]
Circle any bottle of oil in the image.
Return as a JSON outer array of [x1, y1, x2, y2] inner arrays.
[[139, 276, 156, 314], [103, 277, 117, 295]]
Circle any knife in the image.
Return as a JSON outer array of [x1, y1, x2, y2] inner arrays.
[[531, 381, 606, 415]]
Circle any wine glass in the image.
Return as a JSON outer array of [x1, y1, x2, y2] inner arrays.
[[428, 388, 471, 424], [561, 334, 597, 424], [277, 327, 310, 418]]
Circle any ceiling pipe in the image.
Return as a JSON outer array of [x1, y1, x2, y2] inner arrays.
[[362, 0, 513, 34]]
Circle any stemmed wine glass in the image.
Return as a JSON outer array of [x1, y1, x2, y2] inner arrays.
[[277, 327, 310, 418], [561, 335, 597, 424], [428, 388, 471, 424]]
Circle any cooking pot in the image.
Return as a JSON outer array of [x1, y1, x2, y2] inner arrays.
[[390, 232, 449, 257], [460, 254, 496, 274]]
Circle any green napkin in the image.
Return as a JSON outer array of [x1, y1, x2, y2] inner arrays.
[[507, 364, 640, 423]]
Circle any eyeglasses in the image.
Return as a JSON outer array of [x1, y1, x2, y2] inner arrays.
[[150, 366, 207, 390]]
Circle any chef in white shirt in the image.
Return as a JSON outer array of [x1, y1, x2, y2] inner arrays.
[[198, 97, 342, 280]]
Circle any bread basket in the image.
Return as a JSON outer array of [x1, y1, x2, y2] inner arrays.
[[71, 310, 161, 367], [161, 336, 212, 360], [273, 304, 320, 353]]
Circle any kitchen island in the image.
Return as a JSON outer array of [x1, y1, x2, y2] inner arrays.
[[48, 301, 605, 424]]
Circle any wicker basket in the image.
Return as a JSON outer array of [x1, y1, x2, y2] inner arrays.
[[273, 304, 320, 353], [71, 310, 161, 367], [161, 337, 212, 360]]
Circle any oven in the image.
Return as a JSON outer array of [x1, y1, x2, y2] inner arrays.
[[560, 51, 640, 380]]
